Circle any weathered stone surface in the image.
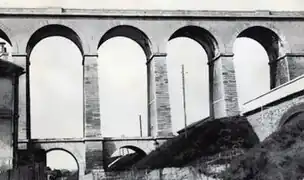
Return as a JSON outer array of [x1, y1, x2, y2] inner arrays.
[[85, 141, 103, 174], [246, 93, 304, 141], [147, 54, 172, 137], [83, 55, 101, 138]]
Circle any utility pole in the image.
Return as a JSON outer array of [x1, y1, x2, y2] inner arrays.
[[139, 115, 143, 137], [181, 64, 188, 138], [25, 55, 35, 180]]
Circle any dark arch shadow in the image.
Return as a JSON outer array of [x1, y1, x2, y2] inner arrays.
[[237, 26, 285, 62], [119, 145, 147, 156], [108, 145, 147, 171], [0, 29, 12, 46], [98, 25, 152, 58], [278, 102, 304, 129], [46, 148, 80, 180], [169, 25, 219, 60], [237, 26, 287, 89], [26, 24, 83, 57]]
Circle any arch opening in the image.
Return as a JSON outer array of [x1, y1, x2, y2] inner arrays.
[[30, 36, 83, 139], [169, 26, 219, 59], [233, 37, 270, 107], [236, 26, 287, 90], [98, 36, 148, 137], [167, 26, 217, 134], [46, 148, 79, 180], [108, 146, 146, 171], [26, 24, 83, 56], [98, 25, 152, 59]]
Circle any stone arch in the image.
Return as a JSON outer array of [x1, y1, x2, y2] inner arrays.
[[237, 26, 287, 60], [26, 24, 84, 57], [46, 148, 80, 179], [32, 142, 86, 179], [167, 25, 220, 119], [235, 25, 289, 89], [0, 28, 12, 46], [232, 24, 290, 54], [278, 102, 304, 129], [168, 25, 221, 60], [97, 25, 152, 59], [118, 145, 147, 156], [46, 148, 80, 170], [108, 145, 147, 170]]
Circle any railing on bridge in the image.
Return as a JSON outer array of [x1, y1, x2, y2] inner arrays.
[[0, 162, 45, 180]]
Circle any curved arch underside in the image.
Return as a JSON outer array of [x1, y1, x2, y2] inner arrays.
[[98, 25, 152, 58], [46, 148, 80, 171], [119, 145, 147, 156], [237, 26, 288, 88], [0, 29, 11, 46], [279, 102, 304, 128], [169, 26, 219, 60], [26, 24, 83, 56], [108, 146, 147, 171], [237, 26, 284, 61]]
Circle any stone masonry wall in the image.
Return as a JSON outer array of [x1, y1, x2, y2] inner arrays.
[[245, 92, 304, 141], [83, 55, 103, 174], [287, 55, 304, 80], [92, 167, 221, 180], [83, 55, 101, 138]]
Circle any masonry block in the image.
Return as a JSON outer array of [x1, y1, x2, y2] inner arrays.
[[245, 93, 304, 141], [275, 58, 290, 86], [85, 141, 103, 174], [12, 55, 27, 140], [220, 55, 240, 117], [147, 53, 172, 137], [83, 55, 101, 138], [212, 55, 239, 118], [287, 55, 304, 80]]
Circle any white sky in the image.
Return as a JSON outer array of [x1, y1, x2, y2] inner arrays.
[[1, 0, 302, 171]]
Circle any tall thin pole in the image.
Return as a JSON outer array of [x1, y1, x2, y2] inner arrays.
[[26, 55, 35, 180], [181, 64, 188, 138], [139, 115, 143, 137]]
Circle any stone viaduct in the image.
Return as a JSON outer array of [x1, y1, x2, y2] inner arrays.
[[0, 7, 303, 179]]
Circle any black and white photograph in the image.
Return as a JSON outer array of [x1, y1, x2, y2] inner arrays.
[[0, 0, 303, 179]]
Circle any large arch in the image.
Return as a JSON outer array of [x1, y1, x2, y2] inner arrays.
[[167, 26, 219, 131], [26, 24, 83, 56], [97, 26, 150, 137], [168, 25, 220, 60], [98, 25, 152, 59], [29, 36, 83, 139], [236, 26, 288, 89], [46, 148, 80, 179]]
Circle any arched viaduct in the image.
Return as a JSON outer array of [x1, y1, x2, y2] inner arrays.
[[1, 7, 304, 179]]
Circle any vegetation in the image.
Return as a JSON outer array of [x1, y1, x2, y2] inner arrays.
[[46, 167, 78, 180], [222, 118, 304, 180]]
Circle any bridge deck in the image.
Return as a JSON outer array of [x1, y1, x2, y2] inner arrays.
[[18, 136, 173, 143], [0, 7, 303, 18]]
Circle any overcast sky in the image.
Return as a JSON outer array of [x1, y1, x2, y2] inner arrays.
[[1, 0, 303, 172]]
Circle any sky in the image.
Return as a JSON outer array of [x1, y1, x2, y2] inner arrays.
[[1, 0, 304, 172]]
